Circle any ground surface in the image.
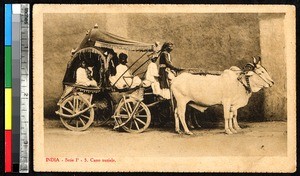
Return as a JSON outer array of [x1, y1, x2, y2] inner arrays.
[[44, 120, 287, 157]]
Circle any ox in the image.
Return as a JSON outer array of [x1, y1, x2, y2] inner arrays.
[[170, 57, 274, 135]]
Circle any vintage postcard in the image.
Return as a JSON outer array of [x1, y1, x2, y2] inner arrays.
[[33, 4, 296, 172]]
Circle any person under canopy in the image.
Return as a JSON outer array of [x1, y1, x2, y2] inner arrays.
[[109, 53, 142, 89]]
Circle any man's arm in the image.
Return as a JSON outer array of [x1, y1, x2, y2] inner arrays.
[[162, 53, 181, 72]]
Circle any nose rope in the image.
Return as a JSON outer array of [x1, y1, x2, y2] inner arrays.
[[254, 71, 272, 86]]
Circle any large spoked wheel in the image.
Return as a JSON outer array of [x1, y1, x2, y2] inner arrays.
[[59, 94, 94, 131], [114, 98, 151, 133]]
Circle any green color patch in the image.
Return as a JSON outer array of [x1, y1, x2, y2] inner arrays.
[[5, 46, 12, 88]]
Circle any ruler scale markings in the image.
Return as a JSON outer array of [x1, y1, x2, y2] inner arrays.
[[19, 4, 30, 173]]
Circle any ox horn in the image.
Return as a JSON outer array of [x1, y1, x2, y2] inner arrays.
[[252, 56, 261, 65]]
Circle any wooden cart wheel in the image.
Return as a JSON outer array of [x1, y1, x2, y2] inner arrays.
[[115, 98, 151, 133], [59, 94, 94, 131]]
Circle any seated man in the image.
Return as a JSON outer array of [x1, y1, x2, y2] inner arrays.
[[109, 53, 141, 89], [76, 60, 97, 87], [144, 56, 170, 99]]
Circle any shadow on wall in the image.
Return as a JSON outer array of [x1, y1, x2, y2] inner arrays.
[[43, 13, 284, 121]]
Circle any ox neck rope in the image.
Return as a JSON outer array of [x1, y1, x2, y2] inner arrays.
[[237, 73, 252, 94]]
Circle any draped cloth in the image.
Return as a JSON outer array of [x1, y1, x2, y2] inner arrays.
[[73, 25, 157, 53], [145, 62, 170, 99], [76, 67, 97, 87], [109, 64, 141, 89]]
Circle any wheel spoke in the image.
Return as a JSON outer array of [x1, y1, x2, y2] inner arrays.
[[81, 114, 90, 120], [67, 101, 74, 110], [124, 101, 131, 115], [73, 97, 77, 111], [79, 117, 86, 126], [78, 99, 83, 110], [62, 106, 74, 114], [136, 114, 148, 118], [79, 99, 86, 110], [135, 118, 146, 125], [127, 102, 133, 113], [118, 114, 129, 118], [68, 117, 75, 124], [76, 120, 79, 128], [134, 120, 140, 130], [76, 96, 79, 111], [137, 107, 145, 114], [129, 119, 133, 129], [121, 107, 127, 113]]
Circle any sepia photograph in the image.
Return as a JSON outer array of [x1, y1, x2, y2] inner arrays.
[[33, 4, 296, 172]]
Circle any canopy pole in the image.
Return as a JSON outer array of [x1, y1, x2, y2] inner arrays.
[[112, 51, 148, 87], [132, 57, 151, 76]]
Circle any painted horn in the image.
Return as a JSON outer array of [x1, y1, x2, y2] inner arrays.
[[252, 56, 261, 65]]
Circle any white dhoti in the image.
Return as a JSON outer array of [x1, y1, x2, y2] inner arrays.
[[145, 62, 171, 99], [123, 76, 142, 88]]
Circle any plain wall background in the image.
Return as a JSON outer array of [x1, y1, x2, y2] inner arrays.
[[42, 13, 286, 121]]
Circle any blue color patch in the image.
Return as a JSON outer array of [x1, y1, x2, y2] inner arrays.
[[5, 4, 12, 46]]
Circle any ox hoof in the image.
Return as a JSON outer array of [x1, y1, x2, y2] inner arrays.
[[235, 126, 242, 131], [230, 128, 238, 134], [176, 130, 183, 134], [185, 131, 194, 135], [225, 129, 233, 135]]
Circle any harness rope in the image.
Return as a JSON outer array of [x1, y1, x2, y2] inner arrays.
[[237, 73, 252, 94]]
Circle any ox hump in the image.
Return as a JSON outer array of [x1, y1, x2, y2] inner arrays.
[[223, 66, 242, 77]]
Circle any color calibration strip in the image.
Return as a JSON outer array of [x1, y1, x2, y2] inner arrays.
[[5, 4, 13, 173]]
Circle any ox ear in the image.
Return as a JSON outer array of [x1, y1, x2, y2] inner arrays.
[[253, 56, 261, 65]]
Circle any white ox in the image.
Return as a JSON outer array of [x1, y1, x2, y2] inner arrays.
[[170, 57, 274, 135]]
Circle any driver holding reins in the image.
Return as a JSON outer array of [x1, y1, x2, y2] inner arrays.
[[158, 42, 182, 89]]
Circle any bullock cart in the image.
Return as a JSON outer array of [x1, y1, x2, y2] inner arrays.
[[56, 24, 172, 133]]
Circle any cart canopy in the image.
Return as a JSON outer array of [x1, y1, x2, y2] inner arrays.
[[72, 24, 158, 53]]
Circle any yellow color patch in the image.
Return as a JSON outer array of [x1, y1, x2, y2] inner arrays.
[[5, 88, 12, 130]]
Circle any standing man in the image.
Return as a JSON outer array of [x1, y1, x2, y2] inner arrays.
[[158, 42, 181, 89]]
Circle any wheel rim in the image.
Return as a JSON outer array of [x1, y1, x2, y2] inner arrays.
[[59, 94, 94, 131], [115, 99, 151, 133]]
